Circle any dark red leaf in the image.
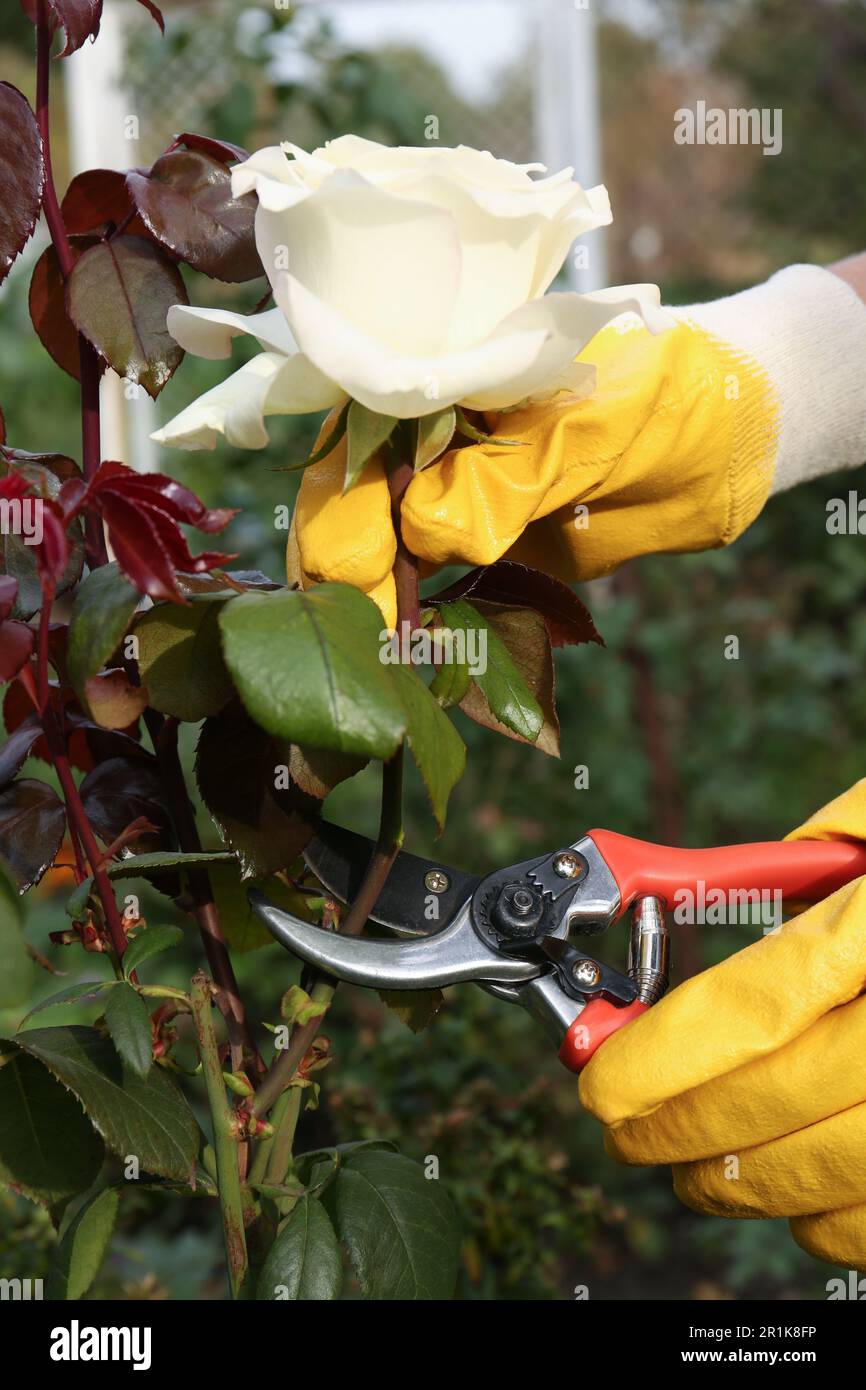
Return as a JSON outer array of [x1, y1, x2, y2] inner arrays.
[[92, 462, 236, 532], [0, 470, 70, 593], [0, 83, 44, 286], [21, 0, 103, 57], [79, 755, 170, 847], [169, 132, 249, 165], [126, 149, 262, 282], [29, 237, 99, 380], [0, 712, 42, 788], [134, 0, 164, 32], [0, 619, 35, 683], [61, 167, 143, 236], [65, 236, 188, 399], [72, 461, 236, 602], [0, 473, 29, 503], [0, 446, 80, 482], [0, 777, 66, 891], [35, 498, 71, 586], [430, 560, 603, 649], [0, 575, 18, 622]]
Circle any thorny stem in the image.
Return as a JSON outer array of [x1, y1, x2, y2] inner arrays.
[[191, 973, 249, 1300], [35, 579, 54, 714], [250, 456, 417, 1124], [263, 1085, 302, 1186], [340, 749, 404, 938], [50, 738, 128, 959], [36, 1, 107, 568], [250, 978, 334, 1122], [35, 6, 73, 279], [156, 717, 260, 1077], [387, 458, 422, 632]]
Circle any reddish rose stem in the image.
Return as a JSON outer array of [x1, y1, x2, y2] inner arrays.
[[387, 459, 422, 633], [155, 717, 261, 1077], [36, 3, 107, 569]]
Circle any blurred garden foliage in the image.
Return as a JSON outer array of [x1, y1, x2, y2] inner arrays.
[[1, 0, 865, 1299]]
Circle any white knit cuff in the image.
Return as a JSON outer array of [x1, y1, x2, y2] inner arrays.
[[674, 264, 866, 494]]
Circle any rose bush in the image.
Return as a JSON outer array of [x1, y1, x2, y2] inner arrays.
[[153, 135, 672, 448]]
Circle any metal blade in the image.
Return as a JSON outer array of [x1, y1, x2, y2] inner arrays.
[[248, 891, 542, 990], [303, 821, 481, 938]]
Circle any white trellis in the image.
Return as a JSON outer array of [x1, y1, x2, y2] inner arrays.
[[61, 0, 606, 469]]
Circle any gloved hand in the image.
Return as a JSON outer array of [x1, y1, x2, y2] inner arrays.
[[579, 780, 866, 1272], [289, 265, 866, 627]]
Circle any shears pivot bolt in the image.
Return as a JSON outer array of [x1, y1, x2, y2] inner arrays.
[[424, 870, 450, 893], [553, 851, 583, 879], [572, 959, 602, 988], [492, 883, 545, 938]]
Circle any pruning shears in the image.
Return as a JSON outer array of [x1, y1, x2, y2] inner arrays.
[[249, 824, 866, 1071]]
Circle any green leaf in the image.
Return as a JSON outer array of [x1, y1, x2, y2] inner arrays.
[[219, 584, 407, 760], [65, 236, 188, 400], [208, 864, 316, 954], [195, 702, 317, 878], [257, 1195, 343, 1301], [415, 406, 456, 471], [48, 1186, 119, 1300], [7, 1026, 200, 1180], [65, 849, 236, 920], [104, 983, 153, 1078], [288, 744, 367, 800], [344, 401, 397, 492], [0, 1051, 104, 1206], [437, 599, 543, 744], [280, 985, 329, 1027], [391, 664, 465, 830], [456, 601, 560, 756], [323, 1148, 460, 1300], [454, 406, 522, 448], [136, 597, 234, 722], [279, 400, 349, 473], [67, 563, 141, 710], [0, 860, 33, 1007], [20, 980, 115, 1024], [428, 651, 471, 709], [122, 924, 183, 978], [429, 559, 603, 649], [378, 989, 445, 1034]]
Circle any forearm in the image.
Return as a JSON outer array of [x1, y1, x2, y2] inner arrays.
[[829, 251, 866, 303]]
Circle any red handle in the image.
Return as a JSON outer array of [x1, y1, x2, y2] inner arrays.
[[560, 999, 648, 1072], [588, 829, 866, 912]]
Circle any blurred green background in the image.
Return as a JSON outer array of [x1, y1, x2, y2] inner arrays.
[[2, 0, 866, 1300]]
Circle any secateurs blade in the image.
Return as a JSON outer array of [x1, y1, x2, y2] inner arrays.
[[248, 822, 866, 1072]]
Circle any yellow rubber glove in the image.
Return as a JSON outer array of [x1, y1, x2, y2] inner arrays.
[[288, 264, 866, 626], [578, 779, 866, 1272], [289, 316, 774, 630]]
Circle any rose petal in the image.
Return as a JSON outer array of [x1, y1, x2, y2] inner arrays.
[[255, 168, 462, 357], [151, 352, 287, 450], [165, 304, 296, 360]]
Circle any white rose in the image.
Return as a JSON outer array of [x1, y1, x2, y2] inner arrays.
[[153, 135, 672, 449]]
